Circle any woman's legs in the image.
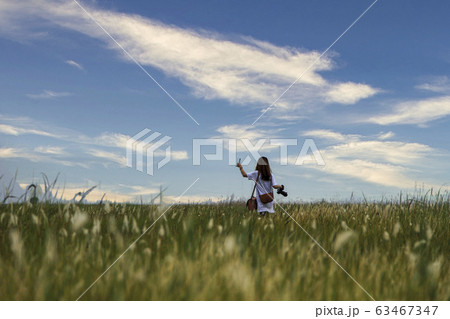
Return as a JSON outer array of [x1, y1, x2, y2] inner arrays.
[[259, 211, 268, 217]]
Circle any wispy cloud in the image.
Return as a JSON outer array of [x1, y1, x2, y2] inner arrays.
[[87, 147, 188, 167], [27, 90, 72, 99], [0, 117, 128, 148], [216, 124, 280, 141], [87, 132, 130, 148], [55, 185, 137, 203], [0, 147, 88, 168], [377, 131, 395, 140], [40, 182, 213, 203], [65, 59, 84, 71], [117, 184, 160, 196], [214, 124, 282, 152], [34, 146, 66, 155], [301, 130, 445, 188], [302, 129, 361, 143], [415, 76, 450, 94], [161, 150, 188, 161], [0, 0, 379, 115], [86, 149, 126, 166], [0, 116, 189, 167], [325, 82, 379, 104], [0, 147, 21, 159], [368, 96, 450, 125], [0, 123, 58, 137], [43, 181, 161, 203], [303, 129, 396, 143], [324, 140, 432, 166]]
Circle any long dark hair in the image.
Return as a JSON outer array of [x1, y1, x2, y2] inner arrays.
[[255, 156, 272, 181]]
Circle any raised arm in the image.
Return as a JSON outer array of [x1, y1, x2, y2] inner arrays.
[[236, 162, 247, 177]]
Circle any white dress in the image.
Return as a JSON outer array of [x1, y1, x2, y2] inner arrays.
[[247, 171, 277, 213]]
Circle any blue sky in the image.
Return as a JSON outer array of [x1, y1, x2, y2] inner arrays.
[[1, 0, 449, 203]]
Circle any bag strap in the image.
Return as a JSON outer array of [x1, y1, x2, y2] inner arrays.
[[251, 171, 260, 198]]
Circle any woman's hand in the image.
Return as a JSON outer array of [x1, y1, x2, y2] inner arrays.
[[236, 162, 247, 177]]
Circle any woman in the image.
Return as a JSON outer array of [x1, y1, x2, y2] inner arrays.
[[236, 156, 283, 216]]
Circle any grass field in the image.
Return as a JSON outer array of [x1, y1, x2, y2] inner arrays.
[[0, 193, 448, 300]]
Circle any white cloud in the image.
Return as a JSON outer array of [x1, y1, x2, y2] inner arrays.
[[303, 129, 360, 143], [27, 90, 72, 99], [90, 132, 130, 148], [87, 147, 187, 167], [0, 119, 126, 148], [65, 59, 84, 70], [0, 147, 20, 159], [216, 124, 278, 141], [0, 147, 88, 168], [319, 159, 414, 189], [0, 123, 57, 137], [34, 146, 66, 155], [87, 149, 126, 166], [16, 180, 162, 203], [377, 131, 395, 140], [325, 141, 432, 165], [215, 124, 281, 152], [45, 184, 222, 203], [117, 184, 160, 196], [325, 82, 379, 104], [0, 0, 379, 113], [81, 132, 188, 160], [415, 76, 450, 93], [57, 186, 134, 203], [163, 150, 188, 161], [368, 96, 450, 125], [0, 117, 189, 167], [298, 130, 443, 189]]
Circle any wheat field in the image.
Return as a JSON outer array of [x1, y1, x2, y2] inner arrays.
[[0, 193, 448, 300]]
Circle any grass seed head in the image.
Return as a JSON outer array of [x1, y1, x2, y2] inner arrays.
[[393, 222, 401, 237], [224, 236, 236, 254], [207, 218, 214, 230], [159, 225, 165, 237], [71, 208, 88, 231], [334, 230, 355, 252], [9, 230, 23, 262], [427, 257, 442, 282], [426, 226, 433, 241]]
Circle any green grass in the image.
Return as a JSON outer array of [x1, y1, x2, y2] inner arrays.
[[0, 195, 448, 300]]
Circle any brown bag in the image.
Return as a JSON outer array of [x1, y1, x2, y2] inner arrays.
[[260, 192, 274, 204], [246, 197, 257, 211]]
